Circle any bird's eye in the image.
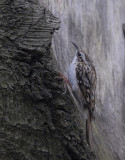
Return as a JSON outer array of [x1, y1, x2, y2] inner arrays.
[[78, 52, 82, 57]]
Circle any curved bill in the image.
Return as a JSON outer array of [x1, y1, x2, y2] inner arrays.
[[71, 41, 80, 56]]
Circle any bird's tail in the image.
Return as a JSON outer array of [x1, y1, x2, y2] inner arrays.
[[86, 113, 92, 147]]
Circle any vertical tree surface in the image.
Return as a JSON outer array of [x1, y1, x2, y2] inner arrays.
[[0, 0, 96, 160], [39, 0, 125, 160]]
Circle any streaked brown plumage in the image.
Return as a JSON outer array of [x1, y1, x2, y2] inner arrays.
[[68, 42, 97, 146]]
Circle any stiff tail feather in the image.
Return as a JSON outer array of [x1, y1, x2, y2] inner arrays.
[[86, 113, 92, 147]]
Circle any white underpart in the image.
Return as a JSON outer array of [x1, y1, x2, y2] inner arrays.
[[68, 56, 78, 91], [68, 56, 88, 120]]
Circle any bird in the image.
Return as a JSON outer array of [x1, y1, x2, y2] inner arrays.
[[59, 42, 96, 146]]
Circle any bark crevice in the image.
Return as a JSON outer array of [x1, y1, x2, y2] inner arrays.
[[0, 0, 96, 160]]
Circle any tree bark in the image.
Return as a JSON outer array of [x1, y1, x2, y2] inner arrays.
[[0, 0, 96, 160]]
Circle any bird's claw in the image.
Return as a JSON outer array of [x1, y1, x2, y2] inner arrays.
[[57, 71, 72, 88]]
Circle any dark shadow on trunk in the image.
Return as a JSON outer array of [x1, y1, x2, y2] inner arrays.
[[0, 0, 96, 160]]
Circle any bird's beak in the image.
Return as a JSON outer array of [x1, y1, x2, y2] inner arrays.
[[71, 41, 79, 49], [71, 41, 80, 56]]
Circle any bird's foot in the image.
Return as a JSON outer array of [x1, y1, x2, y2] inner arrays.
[[56, 71, 72, 94], [58, 71, 72, 89]]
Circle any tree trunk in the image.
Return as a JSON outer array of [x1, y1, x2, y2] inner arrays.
[[38, 1, 125, 160], [0, 0, 96, 160]]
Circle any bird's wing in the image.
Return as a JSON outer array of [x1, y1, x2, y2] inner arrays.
[[76, 61, 96, 116]]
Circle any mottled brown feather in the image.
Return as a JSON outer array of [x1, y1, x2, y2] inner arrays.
[[76, 53, 97, 118]]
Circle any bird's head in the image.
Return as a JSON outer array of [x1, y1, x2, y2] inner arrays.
[[71, 41, 86, 61]]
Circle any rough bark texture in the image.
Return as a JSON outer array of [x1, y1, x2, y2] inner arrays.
[[39, 0, 125, 160], [0, 0, 96, 160]]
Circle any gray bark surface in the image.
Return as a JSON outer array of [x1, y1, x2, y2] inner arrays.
[[39, 0, 125, 160], [0, 0, 96, 160]]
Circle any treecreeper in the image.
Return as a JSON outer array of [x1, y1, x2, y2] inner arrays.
[[61, 42, 97, 147]]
